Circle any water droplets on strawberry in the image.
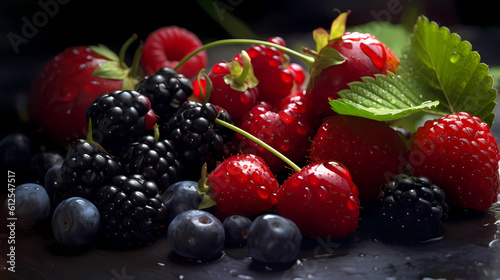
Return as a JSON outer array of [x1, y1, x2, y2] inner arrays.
[[257, 186, 270, 200], [360, 41, 387, 69]]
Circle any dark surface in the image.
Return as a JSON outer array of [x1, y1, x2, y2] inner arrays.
[[2, 1, 500, 279]]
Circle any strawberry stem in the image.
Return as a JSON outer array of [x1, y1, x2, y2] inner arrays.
[[174, 39, 316, 71], [214, 118, 301, 172]]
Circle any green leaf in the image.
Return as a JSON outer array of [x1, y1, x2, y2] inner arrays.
[[309, 47, 347, 79], [92, 60, 128, 80], [313, 28, 329, 53], [331, 16, 498, 127], [331, 73, 440, 121], [329, 10, 350, 41], [399, 16, 497, 126], [89, 44, 119, 61]]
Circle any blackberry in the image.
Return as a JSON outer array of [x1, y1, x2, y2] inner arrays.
[[96, 174, 167, 248], [165, 101, 233, 168], [136, 67, 192, 133], [57, 139, 121, 204], [119, 135, 183, 192], [85, 90, 157, 153], [377, 175, 449, 243]]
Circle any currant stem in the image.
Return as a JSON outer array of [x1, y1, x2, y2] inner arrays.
[[174, 39, 316, 71], [214, 118, 301, 172], [233, 50, 251, 86]]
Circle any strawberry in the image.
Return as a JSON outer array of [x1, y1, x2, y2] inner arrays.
[[409, 112, 500, 211], [199, 154, 280, 221], [141, 26, 207, 79], [236, 90, 315, 172], [309, 114, 408, 204], [28, 36, 142, 146], [206, 51, 259, 124], [276, 161, 360, 239], [306, 12, 399, 120]]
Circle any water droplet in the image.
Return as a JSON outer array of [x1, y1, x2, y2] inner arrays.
[[61, 86, 78, 102], [449, 52, 462, 64], [290, 175, 303, 187], [257, 186, 270, 200], [317, 186, 328, 201], [84, 81, 100, 92], [360, 41, 387, 68], [270, 192, 278, 204], [347, 196, 357, 211]]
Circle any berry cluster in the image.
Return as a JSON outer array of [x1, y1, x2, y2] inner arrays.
[[4, 11, 500, 270]]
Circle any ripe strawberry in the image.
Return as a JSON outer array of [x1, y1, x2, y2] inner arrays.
[[276, 161, 360, 239], [309, 115, 408, 204], [200, 154, 280, 221], [141, 26, 207, 79], [236, 90, 314, 172], [307, 14, 399, 120], [28, 37, 142, 146], [234, 37, 304, 107], [409, 112, 500, 211], [206, 51, 259, 124]]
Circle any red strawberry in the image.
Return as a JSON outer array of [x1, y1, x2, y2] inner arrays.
[[200, 154, 280, 221], [234, 37, 304, 107], [206, 51, 259, 124], [236, 90, 315, 172], [409, 112, 500, 211], [28, 37, 142, 146], [307, 13, 399, 120], [141, 26, 207, 79], [276, 161, 360, 239], [309, 115, 408, 204]]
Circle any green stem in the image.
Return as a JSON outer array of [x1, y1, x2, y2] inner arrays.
[[214, 118, 301, 172], [174, 39, 316, 71], [119, 34, 138, 68], [128, 41, 143, 79], [233, 51, 251, 86]]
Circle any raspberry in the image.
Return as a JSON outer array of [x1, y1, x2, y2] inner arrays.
[[96, 174, 167, 248], [165, 101, 233, 168], [377, 175, 449, 243], [56, 139, 121, 204], [141, 26, 207, 79], [85, 90, 156, 153], [119, 135, 183, 193], [409, 112, 500, 211], [136, 67, 193, 136]]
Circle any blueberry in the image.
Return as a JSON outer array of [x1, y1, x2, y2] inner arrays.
[[0, 133, 32, 169], [52, 197, 100, 247], [161, 180, 203, 224], [30, 152, 64, 184], [167, 209, 224, 261], [247, 214, 302, 264], [44, 162, 64, 204], [3, 183, 51, 230], [223, 215, 252, 247]]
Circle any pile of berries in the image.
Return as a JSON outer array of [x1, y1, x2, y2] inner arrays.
[[2, 13, 500, 267]]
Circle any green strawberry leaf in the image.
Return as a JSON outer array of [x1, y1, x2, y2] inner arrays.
[[330, 16, 498, 127], [92, 60, 128, 80], [329, 10, 350, 41], [330, 72, 440, 121], [89, 44, 120, 61]]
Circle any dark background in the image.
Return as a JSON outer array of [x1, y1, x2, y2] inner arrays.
[[1, 0, 499, 136]]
